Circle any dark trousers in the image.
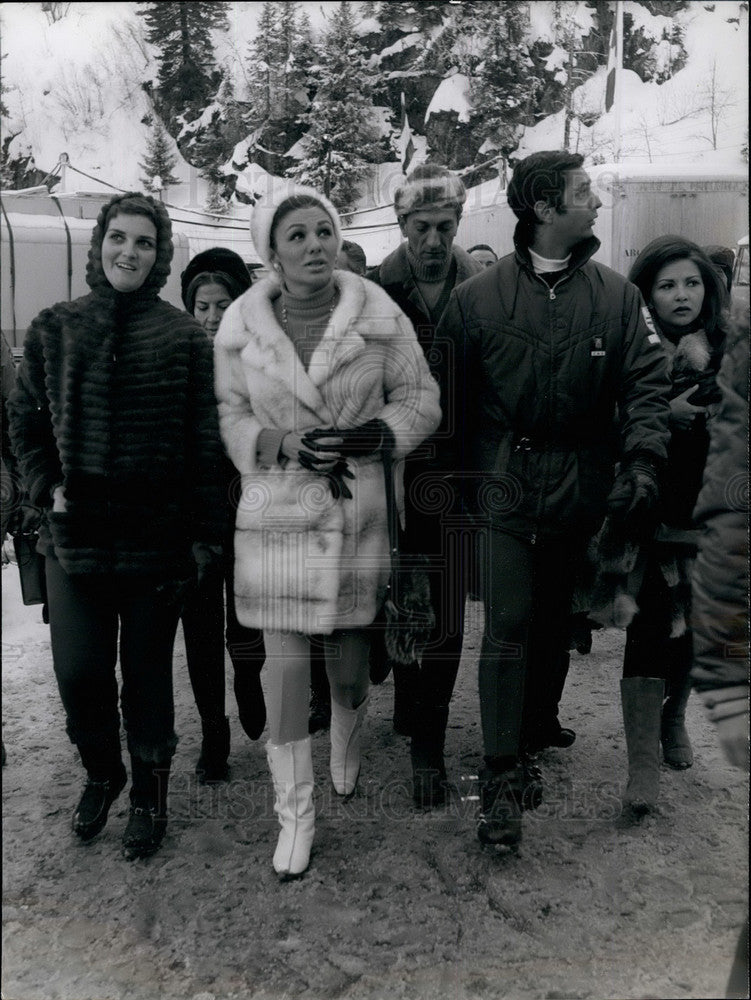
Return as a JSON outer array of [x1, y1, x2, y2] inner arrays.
[[181, 556, 265, 723], [45, 555, 180, 765], [479, 530, 582, 760], [414, 526, 474, 709], [623, 553, 692, 684]]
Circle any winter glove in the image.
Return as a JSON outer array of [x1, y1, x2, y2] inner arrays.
[[298, 455, 355, 501], [606, 454, 660, 519], [303, 419, 395, 459]]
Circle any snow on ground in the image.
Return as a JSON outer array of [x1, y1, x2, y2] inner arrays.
[[2, 560, 748, 1000]]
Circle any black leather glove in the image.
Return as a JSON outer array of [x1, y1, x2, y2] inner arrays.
[[606, 454, 660, 518], [298, 453, 355, 500], [303, 419, 395, 458]]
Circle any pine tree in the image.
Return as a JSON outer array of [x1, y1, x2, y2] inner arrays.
[[138, 2, 230, 126], [140, 120, 181, 195], [245, 2, 279, 119], [470, 3, 541, 160], [287, 1, 381, 213]]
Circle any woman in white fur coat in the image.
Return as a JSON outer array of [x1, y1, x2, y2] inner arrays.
[[214, 185, 441, 879]]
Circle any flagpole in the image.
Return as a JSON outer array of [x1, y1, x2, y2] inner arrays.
[[613, 0, 623, 163]]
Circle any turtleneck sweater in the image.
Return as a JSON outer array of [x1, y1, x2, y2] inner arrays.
[[257, 280, 338, 466], [406, 246, 456, 324]]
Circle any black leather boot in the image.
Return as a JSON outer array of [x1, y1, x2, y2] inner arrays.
[[73, 744, 127, 842], [195, 715, 230, 783], [477, 759, 523, 848], [72, 763, 127, 841], [410, 704, 449, 808], [122, 756, 170, 861]]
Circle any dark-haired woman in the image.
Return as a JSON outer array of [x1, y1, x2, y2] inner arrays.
[[8, 193, 226, 860], [214, 184, 440, 879], [179, 248, 267, 782], [619, 235, 729, 815]]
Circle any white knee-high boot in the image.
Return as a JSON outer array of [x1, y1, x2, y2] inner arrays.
[[265, 737, 315, 879], [330, 694, 368, 796]]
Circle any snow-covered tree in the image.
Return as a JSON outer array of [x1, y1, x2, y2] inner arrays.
[[287, 2, 381, 212], [140, 120, 180, 195], [138, 2, 230, 126], [470, 3, 541, 160]]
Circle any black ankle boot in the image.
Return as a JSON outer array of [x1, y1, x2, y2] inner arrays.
[[72, 762, 127, 841], [122, 757, 170, 861], [196, 716, 230, 783], [234, 669, 266, 741], [477, 762, 523, 847], [410, 705, 449, 808]]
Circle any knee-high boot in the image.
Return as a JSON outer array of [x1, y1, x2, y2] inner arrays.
[[266, 737, 315, 880], [122, 756, 170, 860], [620, 676, 664, 815], [330, 694, 368, 797], [661, 675, 694, 769]]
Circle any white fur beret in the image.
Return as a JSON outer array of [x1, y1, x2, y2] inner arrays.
[[250, 183, 343, 269]]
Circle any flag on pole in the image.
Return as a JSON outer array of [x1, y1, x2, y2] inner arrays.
[[604, 11, 618, 112]]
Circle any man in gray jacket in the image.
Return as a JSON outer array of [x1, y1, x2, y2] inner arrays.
[[433, 150, 671, 847]]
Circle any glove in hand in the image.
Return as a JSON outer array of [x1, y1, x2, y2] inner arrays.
[[303, 419, 395, 458], [606, 455, 659, 518], [298, 452, 355, 500]]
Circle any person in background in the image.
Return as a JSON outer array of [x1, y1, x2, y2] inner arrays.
[[337, 240, 367, 276], [8, 192, 226, 860], [702, 245, 735, 296], [690, 295, 749, 1000], [467, 243, 498, 268], [616, 236, 729, 816], [368, 163, 482, 808], [180, 248, 267, 782], [214, 183, 440, 879], [433, 150, 670, 847]]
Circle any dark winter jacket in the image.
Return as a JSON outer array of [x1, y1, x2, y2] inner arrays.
[[691, 320, 749, 726], [7, 194, 226, 578], [431, 228, 672, 542], [368, 240, 481, 555], [368, 241, 482, 353]]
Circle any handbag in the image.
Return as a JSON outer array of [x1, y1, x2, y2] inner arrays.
[[12, 531, 48, 606], [371, 446, 435, 674]]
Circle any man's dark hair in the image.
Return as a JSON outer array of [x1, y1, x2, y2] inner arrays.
[[507, 151, 585, 238]]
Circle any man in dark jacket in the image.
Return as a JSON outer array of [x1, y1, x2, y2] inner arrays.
[[433, 150, 671, 847], [368, 164, 482, 807]]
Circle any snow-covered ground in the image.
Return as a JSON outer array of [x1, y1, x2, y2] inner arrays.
[[2, 559, 748, 1000]]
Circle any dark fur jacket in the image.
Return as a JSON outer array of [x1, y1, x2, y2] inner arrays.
[[586, 327, 722, 637], [7, 194, 225, 577]]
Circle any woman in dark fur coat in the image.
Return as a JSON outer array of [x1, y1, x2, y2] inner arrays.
[[615, 236, 729, 816], [8, 192, 226, 860]]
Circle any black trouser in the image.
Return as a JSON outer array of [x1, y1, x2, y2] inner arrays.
[[415, 524, 475, 708], [46, 554, 180, 765], [181, 555, 265, 723], [479, 530, 582, 760], [623, 552, 692, 684]]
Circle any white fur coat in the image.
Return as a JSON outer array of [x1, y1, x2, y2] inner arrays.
[[214, 269, 441, 634]]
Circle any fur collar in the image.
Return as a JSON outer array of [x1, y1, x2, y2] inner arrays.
[[218, 269, 373, 426]]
